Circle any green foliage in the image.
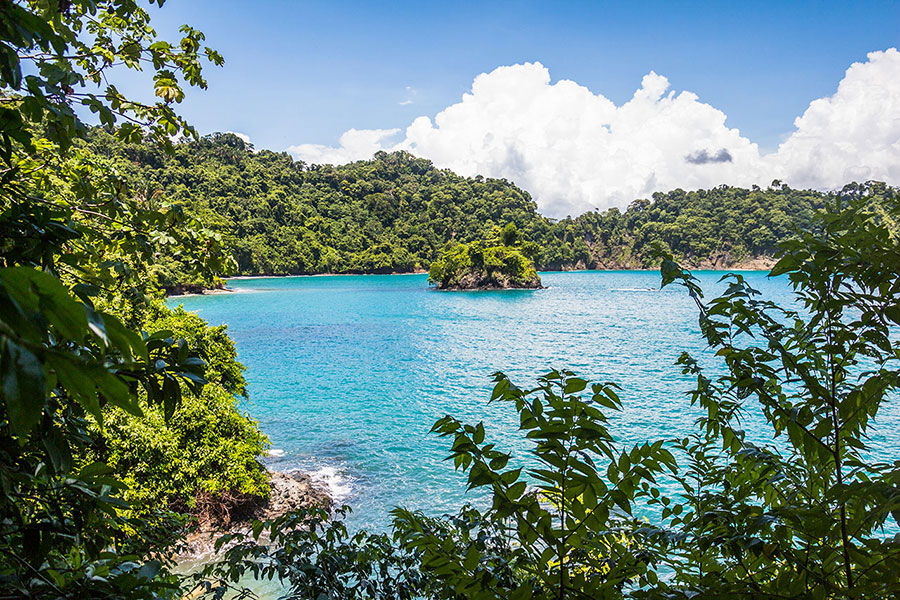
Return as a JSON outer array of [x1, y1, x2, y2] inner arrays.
[[103, 383, 269, 513], [145, 304, 247, 397], [0, 2, 269, 598], [428, 225, 542, 289], [655, 190, 900, 597], [0, 0, 222, 155], [99, 305, 269, 515], [198, 507, 425, 599], [79, 130, 890, 284], [392, 370, 675, 599], [201, 191, 900, 599]]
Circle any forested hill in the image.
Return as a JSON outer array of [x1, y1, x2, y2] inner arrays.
[[84, 130, 891, 284]]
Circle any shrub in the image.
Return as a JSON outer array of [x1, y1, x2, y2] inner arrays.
[[98, 304, 269, 516]]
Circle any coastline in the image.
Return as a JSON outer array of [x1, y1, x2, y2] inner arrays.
[[167, 286, 245, 299], [165, 259, 776, 298], [177, 470, 331, 562], [224, 260, 775, 280], [227, 270, 428, 281]]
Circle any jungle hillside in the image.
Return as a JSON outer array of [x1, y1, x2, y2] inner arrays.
[[82, 130, 895, 290]]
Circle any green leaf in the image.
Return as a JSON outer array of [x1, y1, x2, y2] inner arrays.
[[96, 372, 140, 417], [2, 267, 88, 341], [77, 461, 114, 479], [0, 340, 45, 436], [49, 356, 101, 423], [564, 377, 588, 394]]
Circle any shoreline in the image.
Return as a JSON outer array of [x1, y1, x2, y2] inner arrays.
[[166, 261, 776, 297], [226, 270, 428, 281], [177, 469, 332, 563], [224, 264, 774, 281]]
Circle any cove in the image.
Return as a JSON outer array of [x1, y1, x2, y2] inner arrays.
[[169, 270, 900, 530]]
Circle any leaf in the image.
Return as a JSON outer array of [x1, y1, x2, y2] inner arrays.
[[162, 376, 182, 421], [884, 304, 900, 326], [85, 305, 109, 348], [42, 427, 71, 473], [564, 377, 588, 394], [47, 356, 103, 423], [0, 340, 45, 436], [618, 452, 631, 474], [78, 461, 114, 479], [9, 267, 88, 341], [103, 313, 147, 361], [96, 372, 141, 417], [473, 422, 485, 445]]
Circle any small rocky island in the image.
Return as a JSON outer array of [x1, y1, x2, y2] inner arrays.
[[428, 224, 543, 290]]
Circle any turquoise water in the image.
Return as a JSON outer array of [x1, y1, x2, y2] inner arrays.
[[170, 271, 899, 531]]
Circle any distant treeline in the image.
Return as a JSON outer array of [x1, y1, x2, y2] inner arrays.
[[84, 130, 895, 286]]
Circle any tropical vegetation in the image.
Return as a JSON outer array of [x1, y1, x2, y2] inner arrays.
[[0, 1, 269, 596], [80, 127, 898, 288], [3, 1, 900, 599], [428, 223, 542, 289]]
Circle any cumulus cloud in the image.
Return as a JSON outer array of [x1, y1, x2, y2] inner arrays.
[[287, 49, 900, 217], [768, 48, 900, 189], [287, 128, 401, 165]]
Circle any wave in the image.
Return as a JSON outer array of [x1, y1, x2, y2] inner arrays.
[[308, 465, 354, 504]]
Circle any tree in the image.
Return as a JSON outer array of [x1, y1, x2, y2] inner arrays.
[[0, 1, 231, 597], [655, 190, 900, 597]]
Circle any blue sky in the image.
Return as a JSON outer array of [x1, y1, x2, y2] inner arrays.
[[134, 0, 899, 153]]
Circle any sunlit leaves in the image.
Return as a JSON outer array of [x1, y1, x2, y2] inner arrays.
[[659, 189, 900, 597], [1, 0, 225, 154]]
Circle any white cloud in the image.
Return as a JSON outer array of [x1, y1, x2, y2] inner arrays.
[[286, 49, 900, 217], [768, 48, 900, 189], [287, 128, 400, 165], [227, 131, 252, 146]]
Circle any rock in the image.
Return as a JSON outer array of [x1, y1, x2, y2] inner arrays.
[[439, 269, 543, 290], [176, 470, 331, 562], [262, 471, 332, 519]]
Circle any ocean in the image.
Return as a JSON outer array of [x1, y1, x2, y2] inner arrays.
[[170, 270, 900, 531]]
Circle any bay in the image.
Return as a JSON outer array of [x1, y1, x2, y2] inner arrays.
[[170, 270, 900, 531]]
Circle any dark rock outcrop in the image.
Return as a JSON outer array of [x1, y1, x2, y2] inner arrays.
[[436, 269, 543, 290]]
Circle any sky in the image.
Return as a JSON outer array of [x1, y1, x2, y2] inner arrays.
[[114, 0, 900, 217]]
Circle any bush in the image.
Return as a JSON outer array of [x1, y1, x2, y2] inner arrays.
[[98, 304, 269, 517]]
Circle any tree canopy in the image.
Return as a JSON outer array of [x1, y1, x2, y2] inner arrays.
[[428, 223, 542, 289], [79, 129, 897, 288], [0, 2, 267, 597]]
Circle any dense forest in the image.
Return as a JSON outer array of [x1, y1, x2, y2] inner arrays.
[[82, 129, 895, 290], [4, 1, 900, 599]]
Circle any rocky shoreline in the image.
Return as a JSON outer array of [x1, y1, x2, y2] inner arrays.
[[436, 269, 544, 290], [177, 471, 331, 561], [164, 259, 775, 297]]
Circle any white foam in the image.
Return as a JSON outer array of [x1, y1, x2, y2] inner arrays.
[[308, 466, 353, 504], [267, 448, 286, 457]]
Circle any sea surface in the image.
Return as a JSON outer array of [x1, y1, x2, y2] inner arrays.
[[170, 271, 900, 531]]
